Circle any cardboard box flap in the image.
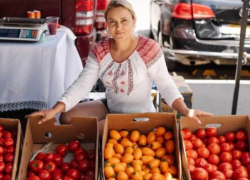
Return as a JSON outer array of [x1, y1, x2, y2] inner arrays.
[[107, 113, 176, 134], [29, 116, 98, 144], [0, 118, 20, 130]]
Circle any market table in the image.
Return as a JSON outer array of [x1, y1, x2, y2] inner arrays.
[[0, 28, 83, 114]]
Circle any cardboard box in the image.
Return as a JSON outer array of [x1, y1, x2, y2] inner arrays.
[[161, 76, 193, 118], [0, 118, 22, 180], [17, 116, 99, 180], [102, 113, 182, 180], [180, 115, 250, 180]]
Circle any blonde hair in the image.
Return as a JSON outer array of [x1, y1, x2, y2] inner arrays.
[[104, 0, 136, 20]]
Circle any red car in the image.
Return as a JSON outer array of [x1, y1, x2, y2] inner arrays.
[[0, 0, 109, 66]]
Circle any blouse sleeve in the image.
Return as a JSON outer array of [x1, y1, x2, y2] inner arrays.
[[146, 42, 183, 107], [58, 50, 100, 112]]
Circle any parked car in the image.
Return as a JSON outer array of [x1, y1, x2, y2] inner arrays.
[[150, 0, 250, 70], [0, 0, 109, 66]]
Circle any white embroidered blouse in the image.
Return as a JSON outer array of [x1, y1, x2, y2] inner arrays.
[[58, 36, 183, 113]]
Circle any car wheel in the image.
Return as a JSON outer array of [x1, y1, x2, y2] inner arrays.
[[158, 31, 176, 71]]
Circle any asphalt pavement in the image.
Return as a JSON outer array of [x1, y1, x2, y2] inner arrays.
[[186, 80, 250, 116]]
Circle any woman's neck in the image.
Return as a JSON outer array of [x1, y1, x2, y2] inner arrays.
[[112, 37, 136, 52]]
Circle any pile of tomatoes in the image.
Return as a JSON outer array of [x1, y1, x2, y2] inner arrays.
[[182, 127, 250, 180], [0, 125, 17, 180], [104, 126, 178, 180], [27, 140, 96, 180]]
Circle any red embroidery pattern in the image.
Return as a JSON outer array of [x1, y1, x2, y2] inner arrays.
[[127, 59, 133, 95], [108, 71, 113, 76], [137, 37, 163, 68], [100, 61, 114, 81], [112, 64, 122, 94], [92, 38, 110, 63], [121, 71, 125, 76], [120, 81, 125, 85], [120, 89, 124, 93]]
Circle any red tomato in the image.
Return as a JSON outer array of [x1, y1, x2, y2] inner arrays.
[[210, 171, 226, 180], [60, 162, 70, 173], [222, 169, 233, 179], [0, 126, 4, 132], [84, 169, 95, 180], [0, 147, 5, 155], [190, 134, 197, 141], [232, 150, 242, 159], [196, 129, 206, 139], [66, 168, 80, 180], [181, 128, 192, 140], [192, 167, 208, 180], [220, 152, 232, 163], [44, 161, 57, 174], [4, 174, 11, 180], [78, 160, 90, 172], [207, 137, 219, 144], [207, 143, 220, 155], [192, 138, 203, 149], [187, 157, 195, 165], [207, 154, 220, 165], [68, 141, 81, 152], [75, 153, 88, 163], [206, 127, 217, 137], [235, 130, 247, 141], [62, 176, 73, 180], [186, 149, 198, 160], [53, 154, 63, 167], [38, 170, 51, 180], [188, 164, 195, 174], [29, 160, 44, 173], [3, 138, 14, 147], [27, 171, 36, 177], [236, 140, 248, 151], [56, 144, 68, 157], [27, 175, 41, 180], [218, 162, 233, 171], [203, 163, 215, 174], [0, 162, 5, 173], [4, 163, 13, 174], [89, 159, 95, 169], [231, 159, 241, 169], [87, 149, 95, 160], [52, 169, 63, 180], [233, 168, 248, 179], [6, 146, 15, 154], [247, 164, 250, 173], [218, 135, 226, 144], [44, 153, 54, 162], [241, 152, 250, 166], [4, 153, 14, 163], [197, 147, 210, 159], [224, 132, 235, 142], [3, 131, 13, 139], [195, 158, 207, 168], [35, 152, 45, 161], [70, 159, 78, 169], [235, 165, 247, 171], [184, 140, 193, 150], [220, 143, 231, 152], [74, 147, 86, 156], [228, 142, 235, 151]]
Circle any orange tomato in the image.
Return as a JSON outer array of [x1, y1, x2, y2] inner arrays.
[[107, 178, 116, 180], [162, 155, 175, 166], [151, 173, 165, 180], [133, 148, 142, 160], [104, 146, 115, 159], [156, 136, 165, 144], [133, 163, 142, 172], [141, 156, 154, 165], [143, 167, 150, 174], [139, 171, 146, 177], [155, 147, 167, 159], [155, 126, 166, 136], [164, 172, 173, 180], [120, 130, 129, 138], [147, 159, 160, 169], [131, 171, 143, 180], [113, 153, 122, 160], [121, 153, 134, 164], [150, 167, 161, 174], [130, 130, 140, 142], [164, 131, 174, 140], [132, 142, 138, 150], [104, 166, 115, 178], [120, 139, 133, 148], [114, 163, 126, 172], [125, 146, 134, 154], [125, 166, 135, 178], [147, 132, 156, 145], [165, 140, 175, 154], [142, 147, 155, 156], [106, 143, 114, 148], [132, 160, 143, 166], [116, 171, 129, 180], [138, 135, 147, 147], [160, 160, 169, 173], [114, 143, 124, 155], [107, 157, 120, 165], [143, 173, 152, 180], [168, 165, 177, 175], [109, 130, 121, 141], [108, 139, 118, 145], [150, 141, 162, 150]]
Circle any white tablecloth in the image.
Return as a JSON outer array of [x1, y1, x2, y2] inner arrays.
[[0, 30, 83, 112]]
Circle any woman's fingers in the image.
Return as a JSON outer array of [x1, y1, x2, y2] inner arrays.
[[25, 111, 44, 118]]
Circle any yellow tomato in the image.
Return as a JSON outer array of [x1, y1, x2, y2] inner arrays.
[[109, 130, 121, 141], [155, 126, 166, 136]]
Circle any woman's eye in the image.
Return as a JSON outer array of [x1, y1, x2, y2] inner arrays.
[[122, 19, 127, 22]]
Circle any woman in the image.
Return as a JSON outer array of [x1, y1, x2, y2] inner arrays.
[[27, 0, 212, 133]]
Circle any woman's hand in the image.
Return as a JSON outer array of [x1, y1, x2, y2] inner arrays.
[[185, 109, 213, 124], [25, 109, 57, 124]]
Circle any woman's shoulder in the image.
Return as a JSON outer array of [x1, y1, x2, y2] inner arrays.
[[91, 38, 111, 62], [137, 36, 163, 67]]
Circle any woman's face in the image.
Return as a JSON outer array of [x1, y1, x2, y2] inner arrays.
[[106, 7, 136, 42]]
